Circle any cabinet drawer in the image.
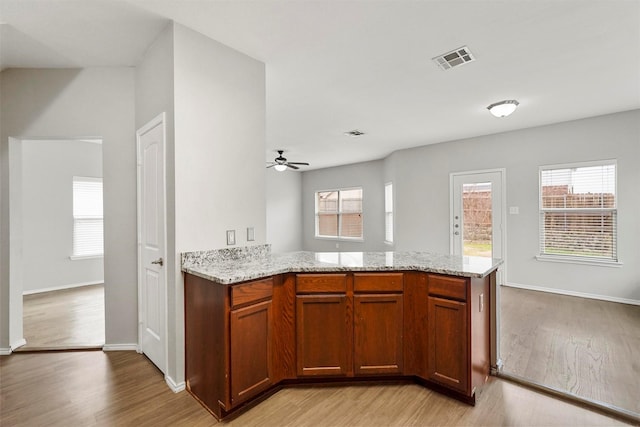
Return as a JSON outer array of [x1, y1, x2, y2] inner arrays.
[[231, 278, 273, 308], [354, 273, 403, 293], [296, 274, 347, 293], [428, 274, 467, 301]]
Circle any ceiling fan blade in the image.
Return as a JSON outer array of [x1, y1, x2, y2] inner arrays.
[[287, 162, 309, 166], [286, 164, 300, 170], [266, 164, 276, 168]]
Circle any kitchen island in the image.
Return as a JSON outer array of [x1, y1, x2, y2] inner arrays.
[[182, 246, 501, 420]]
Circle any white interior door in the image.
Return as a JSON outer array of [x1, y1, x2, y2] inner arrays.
[[137, 113, 167, 373]]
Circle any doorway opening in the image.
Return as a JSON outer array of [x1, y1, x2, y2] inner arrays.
[[10, 138, 105, 351]]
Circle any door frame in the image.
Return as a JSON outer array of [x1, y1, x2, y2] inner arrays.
[[136, 112, 168, 375], [449, 167, 507, 372]]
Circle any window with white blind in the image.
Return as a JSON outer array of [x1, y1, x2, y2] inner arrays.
[[315, 188, 363, 240], [72, 176, 104, 258], [384, 182, 393, 243], [539, 160, 618, 264]]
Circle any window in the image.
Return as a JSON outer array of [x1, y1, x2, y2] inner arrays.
[[315, 188, 363, 239], [384, 183, 393, 243], [72, 176, 104, 258], [539, 161, 617, 263]]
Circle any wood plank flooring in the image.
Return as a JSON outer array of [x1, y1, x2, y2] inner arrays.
[[0, 351, 632, 427], [500, 286, 640, 416], [19, 284, 105, 350]]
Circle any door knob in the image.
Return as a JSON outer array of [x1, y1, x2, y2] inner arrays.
[[151, 257, 164, 267], [454, 231, 460, 235]]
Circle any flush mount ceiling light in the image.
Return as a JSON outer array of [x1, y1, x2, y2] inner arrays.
[[487, 100, 520, 118]]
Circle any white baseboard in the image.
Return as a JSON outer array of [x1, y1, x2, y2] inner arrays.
[[102, 343, 139, 352], [505, 282, 640, 306], [165, 375, 186, 393], [0, 347, 12, 356], [23, 281, 103, 295], [11, 338, 27, 351]]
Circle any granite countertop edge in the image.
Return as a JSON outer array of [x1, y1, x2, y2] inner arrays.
[[181, 249, 503, 286]]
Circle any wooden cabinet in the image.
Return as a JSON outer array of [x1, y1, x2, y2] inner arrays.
[[185, 269, 493, 420], [296, 274, 350, 376], [230, 299, 272, 405], [295, 272, 404, 377], [425, 273, 490, 399], [354, 293, 403, 375], [353, 272, 403, 376], [296, 294, 350, 376], [427, 295, 468, 393], [184, 275, 276, 419]]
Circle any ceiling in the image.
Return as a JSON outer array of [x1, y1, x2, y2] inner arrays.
[[1, 0, 639, 170]]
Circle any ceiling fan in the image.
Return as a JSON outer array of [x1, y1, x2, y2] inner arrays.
[[266, 150, 309, 171]]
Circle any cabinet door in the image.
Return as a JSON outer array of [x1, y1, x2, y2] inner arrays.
[[354, 294, 403, 375], [427, 296, 469, 394], [230, 300, 272, 406], [296, 294, 350, 376]]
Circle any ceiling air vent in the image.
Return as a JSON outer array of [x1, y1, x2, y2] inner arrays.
[[433, 46, 475, 70]]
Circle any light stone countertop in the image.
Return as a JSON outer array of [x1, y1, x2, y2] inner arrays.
[[181, 247, 502, 285]]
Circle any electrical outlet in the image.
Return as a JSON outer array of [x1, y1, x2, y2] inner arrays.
[[226, 230, 236, 245]]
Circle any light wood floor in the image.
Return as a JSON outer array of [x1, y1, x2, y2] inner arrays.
[[0, 351, 633, 427], [19, 284, 105, 351], [500, 286, 640, 416]]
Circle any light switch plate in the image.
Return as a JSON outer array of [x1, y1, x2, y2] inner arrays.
[[247, 227, 255, 242], [509, 206, 520, 215]]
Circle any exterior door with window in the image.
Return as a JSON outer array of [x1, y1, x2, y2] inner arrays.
[[137, 114, 167, 374], [451, 170, 504, 284]]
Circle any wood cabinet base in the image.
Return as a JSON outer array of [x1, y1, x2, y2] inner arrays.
[[185, 270, 492, 421]]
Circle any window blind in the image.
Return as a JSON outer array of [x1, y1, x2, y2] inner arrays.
[[539, 162, 617, 261], [73, 177, 104, 257]]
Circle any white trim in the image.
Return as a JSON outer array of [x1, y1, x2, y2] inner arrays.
[[69, 254, 104, 261], [535, 254, 623, 267], [22, 281, 103, 296], [11, 338, 27, 351], [102, 343, 139, 351], [505, 282, 640, 306], [136, 112, 169, 377], [314, 187, 364, 240], [539, 158, 618, 172], [165, 375, 186, 393], [0, 348, 12, 356]]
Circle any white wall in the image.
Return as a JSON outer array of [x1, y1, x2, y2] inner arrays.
[[302, 159, 387, 252], [386, 110, 639, 302], [0, 68, 137, 350], [135, 22, 178, 381], [134, 23, 267, 385], [173, 24, 266, 252], [266, 170, 303, 253], [21, 139, 103, 293]]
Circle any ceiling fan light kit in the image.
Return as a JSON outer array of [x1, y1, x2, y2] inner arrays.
[[267, 150, 310, 172]]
